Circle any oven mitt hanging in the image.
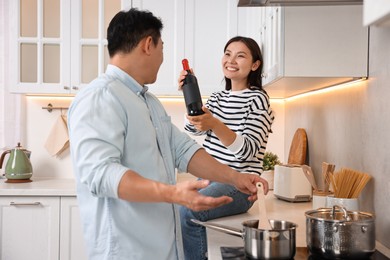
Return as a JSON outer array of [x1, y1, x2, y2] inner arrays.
[[44, 115, 69, 157]]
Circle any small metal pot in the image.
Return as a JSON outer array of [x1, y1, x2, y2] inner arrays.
[[191, 219, 297, 260], [305, 205, 375, 259]]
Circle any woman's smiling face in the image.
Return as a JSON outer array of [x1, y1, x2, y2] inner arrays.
[[221, 41, 259, 84]]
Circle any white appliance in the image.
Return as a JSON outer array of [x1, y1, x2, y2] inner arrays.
[[273, 165, 312, 202]]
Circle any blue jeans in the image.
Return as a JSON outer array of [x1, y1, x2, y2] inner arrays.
[[179, 182, 254, 260]]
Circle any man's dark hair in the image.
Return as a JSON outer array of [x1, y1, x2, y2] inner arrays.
[[107, 8, 163, 57]]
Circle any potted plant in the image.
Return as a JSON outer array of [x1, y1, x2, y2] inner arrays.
[[262, 151, 281, 190]]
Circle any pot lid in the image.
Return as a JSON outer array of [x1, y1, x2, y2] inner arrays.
[[305, 205, 375, 223]]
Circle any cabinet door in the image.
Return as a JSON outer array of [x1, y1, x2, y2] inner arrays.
[[9, 0, 130, 94], [9, 0, 70, 94], [237, 7, 263, 44], [132, 0, 238, 96], [262, 6, 282, 85], [0, 197, 60, 260], [60, 197, 88, 260], [132, 0, 185, 96], [70, 0, 129, 93], [184, 0, 238, 96]]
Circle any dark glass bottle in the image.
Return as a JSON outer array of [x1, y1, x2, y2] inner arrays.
[[182, 59, 204, 116]]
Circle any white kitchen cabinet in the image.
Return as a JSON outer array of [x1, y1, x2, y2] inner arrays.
[[0, 196, 86, 260], [364, 0, 390, 27], [131, 0, 185, 96], [0, 197, 60, 260], [8, 0, 238, 96], [133, 0, 239, 96], [258, 5, 369, 98], [262, 7, 282, 86], [8, 0, 131, 94], [60, 197, 88, 260], [237, 6, 264, 41]]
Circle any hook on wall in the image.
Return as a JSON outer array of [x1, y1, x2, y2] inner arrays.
[[42, 103, 69, 113]]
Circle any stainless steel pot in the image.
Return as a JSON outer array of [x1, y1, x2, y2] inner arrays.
[[305, 205, 375, 259], [191, 219, 297, 260]]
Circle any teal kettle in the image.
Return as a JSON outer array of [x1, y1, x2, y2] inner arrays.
[[0, 143, 33, 183]]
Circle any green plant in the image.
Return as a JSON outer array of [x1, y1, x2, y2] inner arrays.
[[263, 151, 281, 171]]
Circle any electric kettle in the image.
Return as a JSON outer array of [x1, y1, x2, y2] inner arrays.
[[0, 143, 33, 183]]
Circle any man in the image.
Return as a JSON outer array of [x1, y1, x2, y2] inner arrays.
[[68, 8, 268, 260]]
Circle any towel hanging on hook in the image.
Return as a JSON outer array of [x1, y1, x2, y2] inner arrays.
[[44, 115, 69, 157]]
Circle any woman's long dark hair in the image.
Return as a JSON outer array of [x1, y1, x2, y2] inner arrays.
[[223, 36, 264, 91]]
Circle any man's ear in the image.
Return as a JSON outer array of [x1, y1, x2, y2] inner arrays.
[[142, 36, 153, 55]]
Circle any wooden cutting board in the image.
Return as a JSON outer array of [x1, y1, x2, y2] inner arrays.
[[287, 128, 307, 165]]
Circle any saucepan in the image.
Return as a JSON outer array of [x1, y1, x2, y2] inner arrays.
[[305, 205, 375, 259], [191, 219, 297, 260]]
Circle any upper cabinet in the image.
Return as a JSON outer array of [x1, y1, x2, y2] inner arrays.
[[248, 5, 369, 98], [363, 0, 390, 26], [8, 1, 368, 97], [132, 0, 239, 96], [8, 0, 131, 94], [9, 0, 239, 96]]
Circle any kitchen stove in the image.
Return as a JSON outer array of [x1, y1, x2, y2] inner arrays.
[[221, 247, 390, 260]]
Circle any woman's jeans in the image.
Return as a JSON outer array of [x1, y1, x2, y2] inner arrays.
[[180, 182, 254, 260]]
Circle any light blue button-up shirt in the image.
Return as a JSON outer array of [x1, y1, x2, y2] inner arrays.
[[68, 65, 201, 260]]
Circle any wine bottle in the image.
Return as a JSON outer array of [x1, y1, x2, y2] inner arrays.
[[181, 59, 204, 116]]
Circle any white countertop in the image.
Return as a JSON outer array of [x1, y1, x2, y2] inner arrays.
[[0, 177, 77, 196], [207, 191, 312, 260]]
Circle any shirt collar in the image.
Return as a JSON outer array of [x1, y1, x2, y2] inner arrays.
[[105, 64, 149, 97]]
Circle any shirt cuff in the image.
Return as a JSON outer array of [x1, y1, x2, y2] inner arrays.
[[227, 134, 244, 154]]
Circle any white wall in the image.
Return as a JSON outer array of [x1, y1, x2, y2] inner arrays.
[[24, 96, 74, 179]]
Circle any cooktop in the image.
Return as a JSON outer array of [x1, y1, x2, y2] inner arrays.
[[220, 247, 390, 260]]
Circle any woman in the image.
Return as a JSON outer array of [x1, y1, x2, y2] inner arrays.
[[178, 36, 275, 260]]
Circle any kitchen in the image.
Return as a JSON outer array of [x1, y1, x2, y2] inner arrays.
[[0, 0, 390, 259]]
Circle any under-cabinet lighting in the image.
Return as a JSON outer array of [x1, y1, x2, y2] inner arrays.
[[284, 77, 367, 102], [26, 95, 74, 101], [269, 98, 285, 103], [26, 77, 367, 103]]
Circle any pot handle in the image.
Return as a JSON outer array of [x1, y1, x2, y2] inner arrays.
[[191, 219, 244, 238], [331, 205, 351, 221]]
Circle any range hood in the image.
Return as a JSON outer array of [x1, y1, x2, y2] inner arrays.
[[237, 0, 362, 7]]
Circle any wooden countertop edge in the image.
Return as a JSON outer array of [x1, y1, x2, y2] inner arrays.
[[377, 242, 390, 258]]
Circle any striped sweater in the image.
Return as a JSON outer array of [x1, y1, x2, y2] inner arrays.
[[184, 89, 274, 175]]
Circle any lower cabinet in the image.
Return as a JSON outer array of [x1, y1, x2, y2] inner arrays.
[[0, 196, 87, 260], [60, 197, 88, 260]]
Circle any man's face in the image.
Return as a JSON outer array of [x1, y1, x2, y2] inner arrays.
[[147, 37, 164, 84]]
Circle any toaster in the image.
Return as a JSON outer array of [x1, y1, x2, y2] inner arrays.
[[273, 165, 312, 202]]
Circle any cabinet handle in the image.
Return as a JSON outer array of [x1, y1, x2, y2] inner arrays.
[[64, 86, 70, 90], [10, 202, 41, 206], [261, 73, 268, 78], [72, 86, 79, 90]]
